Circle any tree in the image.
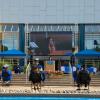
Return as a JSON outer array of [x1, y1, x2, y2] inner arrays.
[[0, 44, 8, 51], [95, 46, 100, 52]]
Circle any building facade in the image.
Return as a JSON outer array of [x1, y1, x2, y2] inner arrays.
[[0, 0, 100, 57]]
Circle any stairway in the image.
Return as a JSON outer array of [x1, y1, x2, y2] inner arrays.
[[0, 73, 99, 87], [90, 75, 100, 86]]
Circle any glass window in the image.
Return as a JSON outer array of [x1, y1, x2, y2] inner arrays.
[[85, 25, 100, 50], [2, 32, 19, 50], [12, 25, 19, 32], [5, 25, 12, 32], [2, 25, 6, 32]]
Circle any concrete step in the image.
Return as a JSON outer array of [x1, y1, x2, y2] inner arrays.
[[1, 81, 100, 84], [13, 79, 100, 81], [13, 76, 100, 78], [2, 74, 100, 86], [0, 83, 100, 86]]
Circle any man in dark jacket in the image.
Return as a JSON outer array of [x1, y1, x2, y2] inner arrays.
[[77, 65, 91, 90], [29, 67, 41, 90]]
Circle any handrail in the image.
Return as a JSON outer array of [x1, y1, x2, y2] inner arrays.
[[26, 62, 31, 84]]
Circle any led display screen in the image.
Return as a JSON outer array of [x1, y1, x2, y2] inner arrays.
[[29, 32, 72, 55]]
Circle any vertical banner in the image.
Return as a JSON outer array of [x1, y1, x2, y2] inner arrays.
[[45, 60, 55, 72], [0, 25, 2, 33], [0, 33, 2, 40], [0, 25, 2, 51]]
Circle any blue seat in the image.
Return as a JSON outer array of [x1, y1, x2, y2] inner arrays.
[[87, 67, 94, 73], [64, 66, 72, 74]]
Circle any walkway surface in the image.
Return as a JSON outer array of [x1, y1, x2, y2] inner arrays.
[[0, 86, 100, 96]]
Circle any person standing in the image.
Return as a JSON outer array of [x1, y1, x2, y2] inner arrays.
[[48, 37, 56, 55], [72, 65, 77, 85]]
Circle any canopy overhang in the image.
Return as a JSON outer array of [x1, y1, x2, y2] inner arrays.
[[75, 50, 100, 59], [0, 49, 26, 58]]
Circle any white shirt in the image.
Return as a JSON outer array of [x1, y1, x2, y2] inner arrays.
[[61, 66, 65, 72], [72, 66, 76, 72], [93, 67, 97, 73]]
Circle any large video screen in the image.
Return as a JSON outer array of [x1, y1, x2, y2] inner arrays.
[[29, 32, 72, 55]]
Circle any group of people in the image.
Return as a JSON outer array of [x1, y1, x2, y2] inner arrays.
[[0, 62, 45, 88], [14, 64, 22, 74], [0, 62, 95, 91], [72, 65, 91, 90]]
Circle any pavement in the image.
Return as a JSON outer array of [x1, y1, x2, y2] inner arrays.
[[0, 85, 100, 95]]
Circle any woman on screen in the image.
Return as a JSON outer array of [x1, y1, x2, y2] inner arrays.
[[48, 37, 56, 55]]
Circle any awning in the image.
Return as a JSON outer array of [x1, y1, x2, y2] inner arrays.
[[0, 49, 26, 57], [75, 50, 100, 59], [64, 52, 72, 56]]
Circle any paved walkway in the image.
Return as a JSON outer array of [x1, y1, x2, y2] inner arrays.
[[0, 86, 100, 95]]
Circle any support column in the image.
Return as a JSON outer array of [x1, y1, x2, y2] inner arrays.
[[78, 24, 85, 64], [78, 24, 85, 51], [19, 24, 25, 52], [19, 24, 25, 67]]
